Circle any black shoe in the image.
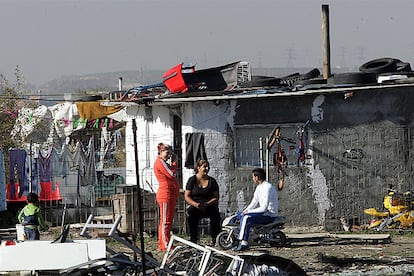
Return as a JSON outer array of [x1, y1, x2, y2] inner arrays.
[[232, 244, 249, 252], [210, 241, 216, 247]]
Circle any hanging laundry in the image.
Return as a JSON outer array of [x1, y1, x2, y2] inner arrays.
[[80, 138, 97, 187], [39, 146, 53, 182], [76, 102, 123, 121], [107, 109, 127, 122], [11, 106, 51, 144], [67, 142, 84, 172], [22, 143, 39, 195], [67, 141, 84, 198], [27, 157, 40, 195], [9, 148, 28, 199], [49, 102, 83, 138], [66, 139, 97, 187], [184, 133, 208, 169], [0, 149, 6, 211], [51, 144, 68, 178]]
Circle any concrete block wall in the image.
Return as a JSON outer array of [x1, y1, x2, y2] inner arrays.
[[228, 86, 414, 229]]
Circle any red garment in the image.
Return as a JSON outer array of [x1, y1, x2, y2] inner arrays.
[[154, 157, 179, 201], [157, 199, 176, 251], [154, 156, 180, 251]]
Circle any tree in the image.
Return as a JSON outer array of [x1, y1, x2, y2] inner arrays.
[[0, 66, 37, 186]]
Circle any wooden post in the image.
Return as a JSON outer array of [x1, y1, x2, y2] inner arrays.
[[132, 118, 146, 274], [322, 4, 331, 79]]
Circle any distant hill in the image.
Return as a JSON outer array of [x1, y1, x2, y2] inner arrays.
[[36, 66, 352, 103], [37, 70, 166, 101]]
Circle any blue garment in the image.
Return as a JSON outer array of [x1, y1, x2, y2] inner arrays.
[[238, 213, 275, 241], [24, 227, 40, 240], [25, 153, 39, 194], [28, 157, 40, 194], [24, 155, 40, 194], [51, 145, 68, 178], [9, 149, 28, 199], [0, 149, 6, 211], [39, 147, 53, 182]]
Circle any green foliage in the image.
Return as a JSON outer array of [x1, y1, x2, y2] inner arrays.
[[0, 66, 37, 176]]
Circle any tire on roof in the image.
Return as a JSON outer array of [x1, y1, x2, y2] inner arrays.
[[301, 68, 321, 79], [359, 58, 398, 74], [295, 78, 327, 86], [329, 72, 377, 85], [396, 62, 412, 72], [241, 76, 282, 88]]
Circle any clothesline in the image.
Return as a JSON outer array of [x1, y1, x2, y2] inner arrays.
[[6, 138, 97, 202], [10, 113, 116, 129]]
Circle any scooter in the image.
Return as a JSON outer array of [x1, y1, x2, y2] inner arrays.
[[364, 188, 414, 231], [216, 212, 287, 250]]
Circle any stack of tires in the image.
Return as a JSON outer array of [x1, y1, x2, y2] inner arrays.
[[359, 57, 411, 74], [328, 57, 412, 86], [282, 68, 327, 87], [239, 57, 413, 89]]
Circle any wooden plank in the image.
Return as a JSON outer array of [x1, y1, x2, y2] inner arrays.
[[286, 232, 391, 242], [0, 228, 17, 233], [332, 233, 390, 240]]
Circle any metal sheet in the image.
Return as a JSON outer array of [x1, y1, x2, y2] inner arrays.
[[0, 239, 105, 271]]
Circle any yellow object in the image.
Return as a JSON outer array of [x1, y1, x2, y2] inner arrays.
[[394, 210, 414, 229], [363, 208, 389, 217], [367, 219, 382, 229], [76, 102, 123, 121], [383, 194, 408, 215]]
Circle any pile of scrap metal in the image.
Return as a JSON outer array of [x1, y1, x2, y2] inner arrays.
[[117, 60, 326, 102], [0, 215, 306, 275], [160, 235, 306, 276], [115, 57, 414, 103], [119, 61, 240, 102]]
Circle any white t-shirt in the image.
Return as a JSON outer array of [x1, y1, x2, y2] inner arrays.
[[244, 181, 278, 217]]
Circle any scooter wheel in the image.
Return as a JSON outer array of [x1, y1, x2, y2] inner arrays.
[[269, 231, 286, 247], [216, 231, 236, 250]]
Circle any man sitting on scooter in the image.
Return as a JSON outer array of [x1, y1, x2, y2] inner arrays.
[[232, 168, 278, 252]]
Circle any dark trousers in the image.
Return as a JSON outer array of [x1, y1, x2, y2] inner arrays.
[[187, 204, 221, 243], [238, 213, 275, 241], [24, 227, 40, 240], [9, 149, 27, 199]]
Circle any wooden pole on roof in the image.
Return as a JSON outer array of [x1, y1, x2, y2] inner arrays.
[[322, 4, 331, 79]]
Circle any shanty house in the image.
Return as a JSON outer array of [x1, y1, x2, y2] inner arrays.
[[121, 70, 414, 229]]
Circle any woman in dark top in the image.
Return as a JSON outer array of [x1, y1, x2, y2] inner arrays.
[[184, 159, 221, 245]]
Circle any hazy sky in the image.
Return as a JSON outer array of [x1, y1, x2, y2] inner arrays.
[[1, 0, 414, 85]]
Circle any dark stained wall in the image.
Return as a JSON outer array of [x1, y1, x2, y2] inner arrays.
[[228, 85, 414, 229]]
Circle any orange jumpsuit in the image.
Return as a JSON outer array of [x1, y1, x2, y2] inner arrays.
[[154, 156, 180, 251]]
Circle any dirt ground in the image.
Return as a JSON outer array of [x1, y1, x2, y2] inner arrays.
[[136, 230, 414, 275], [270, 232, 414, 275], [4, 227, 414, 275], [100, 228, 414, 275]]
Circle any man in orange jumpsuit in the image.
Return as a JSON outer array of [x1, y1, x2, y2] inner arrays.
[[153, 143, 180, 251]]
